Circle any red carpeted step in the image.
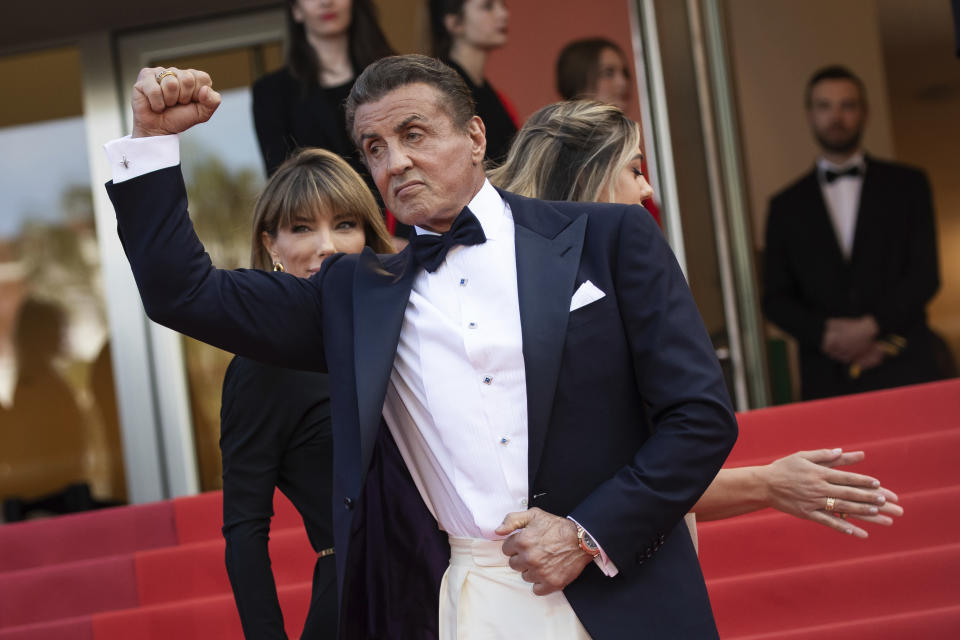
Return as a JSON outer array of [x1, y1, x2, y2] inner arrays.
[[727, 604, 960, 639], [0, 502, 176, 574], [91, 581, 311, 640], [0, 616, 93, 640], [0, 555, 137, 629], [699, 485, 960, 579], [172, 489, 304, 545], [728, 380, 960, 464], [708, 543, 960, 637], [134, 526, 316, 605], [720, 428, 960, 498]]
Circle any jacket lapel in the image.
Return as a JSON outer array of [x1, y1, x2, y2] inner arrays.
[[801, 169, 847, 267], [850, 156, 879, 268], [503, 191, 587, 489], [352, 247, 417, 485]]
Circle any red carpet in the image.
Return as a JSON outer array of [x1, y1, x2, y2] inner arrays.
[[701, 379, 960, 638], [0, 379, 956, 638]]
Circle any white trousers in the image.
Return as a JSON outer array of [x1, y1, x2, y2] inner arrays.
[[439, 537, 592, 640]]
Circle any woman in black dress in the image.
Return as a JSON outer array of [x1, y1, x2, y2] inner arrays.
[[252, 0, 393, 178], [220, 148, 394, 639], [430, 0, 518, 163]]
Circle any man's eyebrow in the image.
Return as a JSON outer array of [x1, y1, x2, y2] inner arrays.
[[358, 114, 425, 142], [394, 114, 425, 133]]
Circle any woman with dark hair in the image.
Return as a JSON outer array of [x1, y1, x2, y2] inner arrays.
[[252, 0, 393, 178], [554, 37, 663, 224], [556, 37, 633, 110], [220, 148, 393, 639], [491, 100, 904, 547], [429, 0, 517, 163]]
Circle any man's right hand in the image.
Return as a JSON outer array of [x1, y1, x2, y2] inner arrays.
[[131, 67, 221, 138]]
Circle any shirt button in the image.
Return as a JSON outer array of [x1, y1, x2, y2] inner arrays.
[[459, 278, 468, 287], [499, 436, 510, 445], [482, 376, 493, 385], [468, 321, 478, 329], [520, 498, 528, 507]]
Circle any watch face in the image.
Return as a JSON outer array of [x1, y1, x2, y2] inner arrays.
[[579, 528, 599, 555], [583, 535, 599, 552]]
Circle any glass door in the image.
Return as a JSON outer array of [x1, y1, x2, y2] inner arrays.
[[0, 45, 129, 519], [631, 0, 770, 409]]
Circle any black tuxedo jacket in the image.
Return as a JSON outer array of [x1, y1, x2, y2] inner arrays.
[[108, 166, 737, 639], [763, 156, 941, 399]]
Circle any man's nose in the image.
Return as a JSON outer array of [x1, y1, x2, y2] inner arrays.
[[386, 146, 414, 176]]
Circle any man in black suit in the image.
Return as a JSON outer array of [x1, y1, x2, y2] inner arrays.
[[106, 56, 736, 639], [764, 65, 942, 400]]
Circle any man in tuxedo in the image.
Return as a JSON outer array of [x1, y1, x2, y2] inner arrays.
[[764, 65, 943, 400], [106, 55, 736, 639]]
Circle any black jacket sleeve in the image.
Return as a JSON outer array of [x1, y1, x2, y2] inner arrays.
[[870, 170, 940, 335], [107, 165, 338, 371]]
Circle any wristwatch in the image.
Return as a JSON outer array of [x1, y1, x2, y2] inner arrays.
[[576, 524, 601, 558]]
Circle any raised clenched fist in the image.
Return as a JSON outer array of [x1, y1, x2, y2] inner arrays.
[[131, 67, 221, 138]]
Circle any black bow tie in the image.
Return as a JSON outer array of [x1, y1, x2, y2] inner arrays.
[[824, 165, 862, 183], [409, 207, 487, 273]]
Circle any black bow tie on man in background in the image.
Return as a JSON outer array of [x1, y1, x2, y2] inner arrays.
[[409, 207, 487, 273], [824, 165, 863, 183]]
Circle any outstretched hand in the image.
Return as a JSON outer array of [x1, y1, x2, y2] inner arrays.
[[762, 449, 903, 538], [496, 508, 593, 596], [131, 67, 221, 138]]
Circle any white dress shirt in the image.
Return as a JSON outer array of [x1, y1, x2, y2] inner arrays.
[[103, 134, 615, 574], [817, 152, 866, 260], [383, 180, 530, 540]]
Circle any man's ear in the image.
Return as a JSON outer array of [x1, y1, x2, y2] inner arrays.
[[468, 115, 487, 165]]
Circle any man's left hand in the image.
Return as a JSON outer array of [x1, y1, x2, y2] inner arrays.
[[496, 508, 593, 595]]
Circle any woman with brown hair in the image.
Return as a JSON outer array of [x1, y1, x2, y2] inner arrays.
[[553, 38, 664, 224], [430, 0, 517, 163], [252, 0, 393, 177], [491, 100, 903, 546], [219, 148, 392, 639], [556, 37, 633, 111]]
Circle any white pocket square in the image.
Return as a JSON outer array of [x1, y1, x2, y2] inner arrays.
[[570, 280, 606, 312]]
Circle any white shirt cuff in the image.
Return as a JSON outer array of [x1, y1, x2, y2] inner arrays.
[[567, 516, 619, 578], [104, 134, 180, 184]]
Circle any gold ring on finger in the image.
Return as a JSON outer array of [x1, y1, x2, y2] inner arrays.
[[156, 69, 177, 83], [836, 513, 848, 520], [825, 496, 837, 512]]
